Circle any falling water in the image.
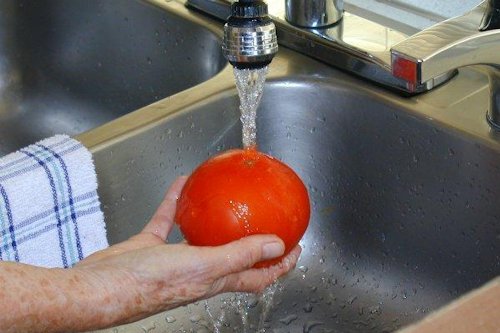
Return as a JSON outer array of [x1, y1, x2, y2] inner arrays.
[[203, 281, 283, 333], [233, 66, 269, 149], [200, 66, 275, 331]]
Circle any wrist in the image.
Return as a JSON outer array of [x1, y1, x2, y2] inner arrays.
[[65, 265, 146, 331]]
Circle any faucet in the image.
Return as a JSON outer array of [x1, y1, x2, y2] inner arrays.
[[187, 0, 500, 129], [222, 0, 278, 69], [391, 0, 500, 129], [187, 0, 451, 93], [285, 0, 343, 28]]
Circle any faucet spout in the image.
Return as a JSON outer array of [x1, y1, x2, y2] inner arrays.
[[222, 0, 278, 69]]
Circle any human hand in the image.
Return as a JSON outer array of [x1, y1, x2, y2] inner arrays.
[[75, 176, 301, 328]]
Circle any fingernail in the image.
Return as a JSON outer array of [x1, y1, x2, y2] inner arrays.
[[262, 242, 285, 260]]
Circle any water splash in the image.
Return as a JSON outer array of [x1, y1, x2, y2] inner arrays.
[[204, 299, 226, 333], [256, 281, 283, 332], [233, 67, 269, 149], [203, 281, 283, 332]]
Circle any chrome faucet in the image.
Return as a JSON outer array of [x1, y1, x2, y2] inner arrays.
[[285, 0, 343, 28], [222, 0, 278, 69], [188, 0, 278, 69], [188, 0, 500, 129], [187, 0, 451, 93], [391, 0, 500, 129]]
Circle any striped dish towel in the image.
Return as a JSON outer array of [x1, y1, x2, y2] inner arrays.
[[0, 135, 108, 268]]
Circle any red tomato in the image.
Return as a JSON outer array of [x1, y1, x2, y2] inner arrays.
[[175, 148, 310, 267]]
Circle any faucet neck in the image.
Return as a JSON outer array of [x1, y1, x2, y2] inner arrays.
[[285, 0, 343, 28]]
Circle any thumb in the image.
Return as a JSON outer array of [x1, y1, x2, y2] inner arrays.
[[142, 176, 188, 240], [205, 235, 285, 276]]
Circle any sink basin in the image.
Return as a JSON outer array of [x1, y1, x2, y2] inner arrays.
[[0, 0, 225, 156], [85, 46, 499, 332]]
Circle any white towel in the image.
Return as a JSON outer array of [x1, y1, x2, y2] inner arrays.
[[0, 135, 108, 268]]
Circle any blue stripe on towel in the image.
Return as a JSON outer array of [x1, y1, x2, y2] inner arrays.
[[0, 185, 19, 262], [7, 191, 98, 233], [0, 137, 74, 171], [13, 198, 99, 244], [20, 149, 69, 268], [0, 142, 81, 181], [37, 144, 83, 262], [14, 206, 101, 253], [31, 146, 77, 264]]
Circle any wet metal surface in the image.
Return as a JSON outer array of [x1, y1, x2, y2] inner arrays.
[[0, 0, 225, 156], [88, 59, 500, 331]]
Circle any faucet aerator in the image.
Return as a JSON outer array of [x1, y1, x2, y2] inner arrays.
[[222, 0, 278, 69]]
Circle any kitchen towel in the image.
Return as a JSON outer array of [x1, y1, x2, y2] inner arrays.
[[0, 134, 108, 268]]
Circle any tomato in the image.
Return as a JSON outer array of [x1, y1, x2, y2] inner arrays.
[[175, 148, 310, 267]]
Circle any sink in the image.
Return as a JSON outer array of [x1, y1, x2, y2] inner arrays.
[[84, 44, 499, 332], [0, 0, 226, 156]]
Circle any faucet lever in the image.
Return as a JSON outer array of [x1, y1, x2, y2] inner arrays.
[[391, 0, 500, 129]]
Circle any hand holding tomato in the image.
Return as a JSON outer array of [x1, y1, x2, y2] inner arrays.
[[175, 148, 310, 267]]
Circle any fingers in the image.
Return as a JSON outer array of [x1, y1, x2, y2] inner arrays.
[[203, 235, 285, 277], [214, 245, 301, 294], [142, 176, 188, 241]]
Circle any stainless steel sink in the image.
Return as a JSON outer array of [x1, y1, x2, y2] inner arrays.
[[83, 37, 500, 331], [0, 0, 225, 156]]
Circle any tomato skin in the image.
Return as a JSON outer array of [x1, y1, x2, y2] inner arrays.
[[175, 148, 310, 267]]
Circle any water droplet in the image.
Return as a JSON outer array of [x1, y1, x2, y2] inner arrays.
[[189, 315, 203, 323], [141, 321, 158, 332], [195, 328, 210, 333], [368, 305, 381, 314], [166, 316, 176, 323], [303, 302, 313, 313], [303, 321, 324, 333], [298, 265, 308, 273], [279, 314, 298, 325], [347, 295, 358, 304]]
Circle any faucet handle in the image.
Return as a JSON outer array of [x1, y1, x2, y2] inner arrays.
[[390, 1, 492, 92]]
